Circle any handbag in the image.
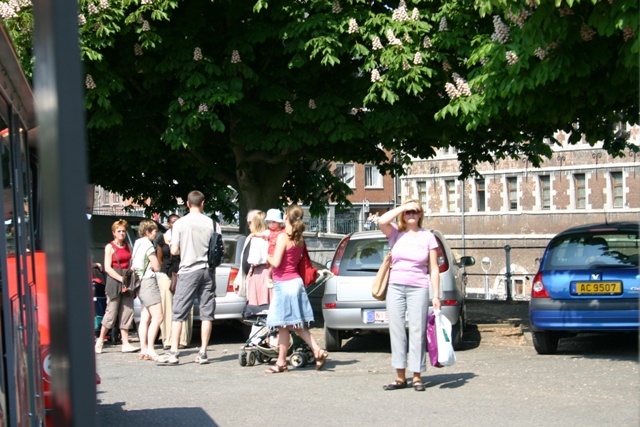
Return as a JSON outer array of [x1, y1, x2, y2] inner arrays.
[[169, 271, 178, 293], [298, 244, 318, 287], [371, 235, 396, 301], [427, 311, 443, 368]]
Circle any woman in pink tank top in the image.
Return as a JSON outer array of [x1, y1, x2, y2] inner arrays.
[[263, 204, 328, 374]]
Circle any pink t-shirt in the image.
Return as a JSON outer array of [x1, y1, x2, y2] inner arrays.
[[272, 244, 304, 282], [388, 224, 439, 288]]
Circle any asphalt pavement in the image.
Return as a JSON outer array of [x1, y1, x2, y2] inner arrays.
[[95, 300, 639, 427]]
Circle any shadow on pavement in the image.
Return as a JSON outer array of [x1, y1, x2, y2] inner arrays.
[[97, 402, 218, 427], [425, 372, 477, 389]]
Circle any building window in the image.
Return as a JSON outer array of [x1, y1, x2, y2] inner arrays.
[[364, 165, 383, 188], [475, 179, 485, 212], [113, 193, 120, 203], [445, 180, 456, 212], [417, 181, 427, 212], [539, 175, 550, 210], [335, 164, 355, 188], [102, 190, 109, 204], [507, 177, 518, 210], [611, 171, 623, 208], [574, 173, 586, 209]]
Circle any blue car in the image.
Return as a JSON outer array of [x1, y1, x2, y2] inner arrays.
[[530, 221, 639, 354]]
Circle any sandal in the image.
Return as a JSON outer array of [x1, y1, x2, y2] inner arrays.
[[382, 380, 408, 391], [144, 354, 158, 361], [315, 349, 329, 371], [265, 363, 288, 374], [138, 353, 147, 360], [413, 381, 426, 392]]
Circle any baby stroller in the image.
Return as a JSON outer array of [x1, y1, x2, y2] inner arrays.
[[92, 267, 107, 338], [238, 304, 315, 368]]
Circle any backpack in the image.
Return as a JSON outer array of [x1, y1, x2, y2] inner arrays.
[[208, 219, 225, 269]]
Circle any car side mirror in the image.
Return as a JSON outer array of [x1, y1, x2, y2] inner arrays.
[[326, 261, 332, 269], [458, 256, 476, 267]]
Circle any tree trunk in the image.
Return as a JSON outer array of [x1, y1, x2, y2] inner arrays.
[[235, 158, 292, 235]]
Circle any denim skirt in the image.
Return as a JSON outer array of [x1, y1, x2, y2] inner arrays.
[[266, 277, 314, 328]]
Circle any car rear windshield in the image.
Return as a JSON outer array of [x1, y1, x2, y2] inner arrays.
[[338, 237, 389, 277], [546, 231, 639, 269]]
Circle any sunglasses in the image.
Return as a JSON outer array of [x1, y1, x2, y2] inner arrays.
[[404, 210, 422, 216]]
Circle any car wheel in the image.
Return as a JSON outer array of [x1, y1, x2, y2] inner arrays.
[[452, 315, 464, 351], [532, 331, 559, 354], [324, 326, 342, 352]]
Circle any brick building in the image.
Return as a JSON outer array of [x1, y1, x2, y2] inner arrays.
[[399, 129, 640, 299], [318, 161, 395, 234]]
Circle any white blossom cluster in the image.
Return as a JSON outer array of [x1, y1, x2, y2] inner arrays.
[[141, 0, 152, 4], [309, 99, 317, 109], [386, 29, 402, 46], [506, 50, 519, 66], [491, 15, 510, 44], [534, 47, 548, 60], [86, 74, 96, 89], [444, 83, 460, 99], [99, 0, 109, 10], [480, 57, 488, 66], [402, 61, 411, 71], [439, 17, 448, 31], [285, 101, 293, 114], [413, 52, 422, 65], [580, 24, 596, 42], [371, 69, 382, 82], [506, 8, 531, 28], [178, 97, 185, 107], [411, 8, 419, 21], [372, 36, 383, 50], [78, 14, 86, 26], [88, 3, 99, 15], [0, 3, 17, 19], [392, 6, 409, 22], [0, 0, 31, 19], [194, 47, 202, 61], [403, 33, 412, 44], [558, 7, 574, 17], [198, 103, 208, 113], [348, 18, 359, 34], [332, 0, 341, 14], [231, 50, 241, 63], [142, 20, 150, 31], [442, 60, 451, 72], [452, 73, 471, 96], [423, 36, 432, 48], [134, 43, 143, 56], [623, 25, 635, 42]]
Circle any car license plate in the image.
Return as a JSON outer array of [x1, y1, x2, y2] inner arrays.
[[364, 310, 389, 324], [363, 311, 409, 324], [571, 281, 622, 295]]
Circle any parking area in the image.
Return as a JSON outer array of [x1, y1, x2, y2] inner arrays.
[[95, 300, 638, 427]]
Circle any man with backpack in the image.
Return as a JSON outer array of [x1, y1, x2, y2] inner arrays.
[[156, 190, 222, 366]]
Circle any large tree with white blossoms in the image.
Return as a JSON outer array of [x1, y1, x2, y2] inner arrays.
[[2, 0, 637, 229]]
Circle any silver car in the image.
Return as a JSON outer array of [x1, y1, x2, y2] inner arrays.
[[322, 230, 475, 351]]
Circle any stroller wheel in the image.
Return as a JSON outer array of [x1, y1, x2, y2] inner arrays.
[[289, 352, 308, 369], [259, 353, 272, 364], [238, 350, 248, 367], [247, 351, 257, 366], [305, 349, 316, 363]]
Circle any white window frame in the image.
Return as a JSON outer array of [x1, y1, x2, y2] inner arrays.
[[364, 165, 383, 188], [610, 171, 624, 208], [335, 163, 355, 188]]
